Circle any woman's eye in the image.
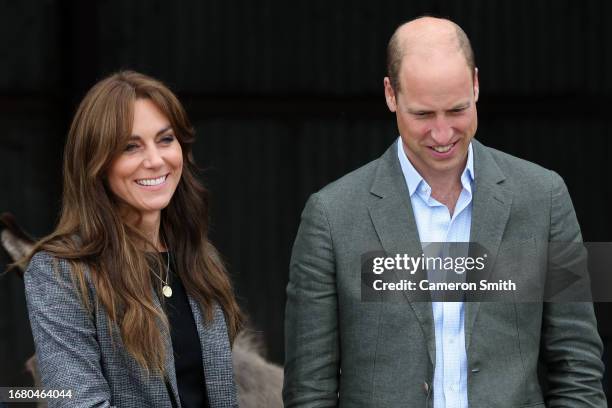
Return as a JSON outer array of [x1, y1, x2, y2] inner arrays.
[[124, 143, 138, 152], [161, 135, 175, 144]]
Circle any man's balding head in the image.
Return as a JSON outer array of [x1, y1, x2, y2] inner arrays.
[[386, 17, 475, 92]]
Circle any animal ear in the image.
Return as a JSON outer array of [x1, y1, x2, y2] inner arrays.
[[1, 229, 34, 263], [0, 213, 36, 276], [0, 213, 35, 245]]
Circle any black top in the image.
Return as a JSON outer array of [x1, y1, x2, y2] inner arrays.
[[160, 252, 209, 408]]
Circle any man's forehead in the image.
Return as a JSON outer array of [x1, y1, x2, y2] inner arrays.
[[398, 35, 474, 89], [396, 17, 459, 53], [404, 46, 468, 70], [398, 51, 476, 106]]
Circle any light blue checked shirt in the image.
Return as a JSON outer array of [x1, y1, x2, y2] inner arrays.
[[397, 138, 474, 408]]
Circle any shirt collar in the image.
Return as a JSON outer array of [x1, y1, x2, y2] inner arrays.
[[397, 137, 475, 198]]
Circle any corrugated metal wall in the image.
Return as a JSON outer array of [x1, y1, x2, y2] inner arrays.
[[1, 0, 611, 397]]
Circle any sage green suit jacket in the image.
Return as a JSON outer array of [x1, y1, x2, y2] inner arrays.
[[284, 139, 605, 407]]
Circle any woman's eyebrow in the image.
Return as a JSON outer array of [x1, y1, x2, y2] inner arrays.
[[130, 125, 173, 139]]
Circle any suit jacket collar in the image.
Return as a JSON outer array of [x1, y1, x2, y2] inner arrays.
[[368, 138, 513, 362]]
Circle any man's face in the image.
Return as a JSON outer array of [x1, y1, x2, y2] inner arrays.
[[384, 52, 479, 179]]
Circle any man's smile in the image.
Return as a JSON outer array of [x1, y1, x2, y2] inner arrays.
[[429, 142, 455, 153]]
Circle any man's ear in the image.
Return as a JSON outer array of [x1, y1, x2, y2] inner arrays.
[[473, 67, 479, 102], [383, 77, 397, 112]]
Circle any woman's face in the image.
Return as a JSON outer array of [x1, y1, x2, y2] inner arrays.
[[107, 98, 183, 220]]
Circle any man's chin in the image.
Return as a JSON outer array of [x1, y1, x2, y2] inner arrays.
[[430, 148, 469, 171], [426, 155, 464, 170]]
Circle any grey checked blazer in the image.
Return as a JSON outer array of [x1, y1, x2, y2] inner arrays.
[[284, 139, 606, 407], [25, 251, 238, 408]]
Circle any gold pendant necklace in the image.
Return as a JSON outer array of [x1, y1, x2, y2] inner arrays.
[[161, 249, 172, 298], [151, 237, 172, 298]]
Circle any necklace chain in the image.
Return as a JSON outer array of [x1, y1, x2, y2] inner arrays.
[[149, 235, 172, 298]]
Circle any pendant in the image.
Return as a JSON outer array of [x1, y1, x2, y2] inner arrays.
[[162, 285, 173, 298]]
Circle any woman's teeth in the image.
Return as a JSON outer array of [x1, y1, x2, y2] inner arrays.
[[136, 175, 167, 186]]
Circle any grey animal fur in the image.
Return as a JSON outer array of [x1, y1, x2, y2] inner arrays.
[[1, 221, 283, 408]]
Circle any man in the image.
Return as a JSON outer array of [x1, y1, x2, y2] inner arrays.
[[283, 17, 605, 407]]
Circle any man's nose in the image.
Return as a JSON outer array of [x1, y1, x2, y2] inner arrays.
[[430, 117, 453, 145]]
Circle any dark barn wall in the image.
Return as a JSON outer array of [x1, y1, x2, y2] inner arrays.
[[1, 0, 611, 396]]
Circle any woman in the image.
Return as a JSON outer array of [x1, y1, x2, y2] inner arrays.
[[23, 71, 243, 407]]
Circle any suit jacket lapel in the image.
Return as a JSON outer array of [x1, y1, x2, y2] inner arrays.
[[465, 140, 512, 350], [368, 141, 436, 365]]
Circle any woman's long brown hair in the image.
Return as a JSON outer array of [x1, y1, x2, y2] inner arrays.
[[24, 71, 243, 374]]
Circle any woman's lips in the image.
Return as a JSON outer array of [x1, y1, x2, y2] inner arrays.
[[134, 174, 169, 190]]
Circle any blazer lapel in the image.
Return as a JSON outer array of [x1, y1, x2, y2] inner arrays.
[[188, 298, 238, 408], [151, 290, 182, 407], [368, 141, 436, 365], [465, 140, 512, 350], [152, 291, 237, 408]]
